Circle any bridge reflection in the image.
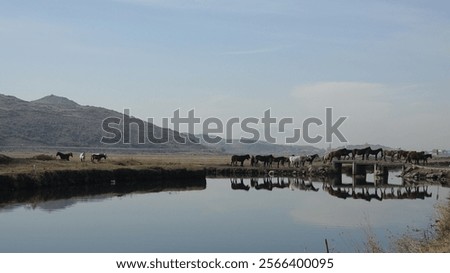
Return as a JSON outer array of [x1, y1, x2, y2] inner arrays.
[[229, 172, 434, 201]]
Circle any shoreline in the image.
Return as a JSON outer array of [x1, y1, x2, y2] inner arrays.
[[1, 153, 450, 190], [1, 152, 450, 252]]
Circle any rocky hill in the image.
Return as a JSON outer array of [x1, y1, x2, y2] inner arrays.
[[0, 94, 326, 155], [0, 94, 209, 152]]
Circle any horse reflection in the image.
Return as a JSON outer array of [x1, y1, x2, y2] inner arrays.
[[289, 178, 319, 192], [251, 177, 273, 191], [382, 186, 432, 200], [271, 177, 290, 189], [351, 187, 382, 202], [323, 184, 352, 200], [230, 178, 250, 191], [323, 184, 382, 201]]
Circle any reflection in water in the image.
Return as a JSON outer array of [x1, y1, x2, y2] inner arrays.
[[230, 171, 436, 202], [0, 178, 206, 212], [0, 171, 447, 253]]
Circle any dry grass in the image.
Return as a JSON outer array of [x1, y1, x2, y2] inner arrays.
[[394, 200, 450, 252], [0, 152, 231, 175]]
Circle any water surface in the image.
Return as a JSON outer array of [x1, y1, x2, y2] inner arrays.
[[0, 173, 448, 252]]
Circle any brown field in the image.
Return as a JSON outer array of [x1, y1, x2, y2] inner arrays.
[[0, 152, 231, 175]]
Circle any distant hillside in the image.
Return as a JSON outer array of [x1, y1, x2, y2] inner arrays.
[[0, 93, 326, 154], [0, 94, 211, 152], [198, 136, 325, 156]]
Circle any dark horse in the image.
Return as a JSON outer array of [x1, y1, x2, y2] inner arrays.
[[324, 148, 352, 163], [91, 153, 107, 162], [352, 147, 371, 160], [231, 154, 250, 166], [255, 155, 274, 167], [365, 148, 384, 161], [272, 156, 289, 168], [56, 152, 73, 161], [305, 154, 319, 165]]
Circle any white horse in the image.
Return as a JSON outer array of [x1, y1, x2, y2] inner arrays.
[[80, 152, 85, 162], [289, 155, 306, 168]]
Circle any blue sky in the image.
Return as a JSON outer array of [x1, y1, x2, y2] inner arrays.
[[1, 0, 449, 150]]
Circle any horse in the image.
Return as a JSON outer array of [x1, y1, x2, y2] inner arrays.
[[304, 154, 319, 165], [422, 153, 432, 164], [383, 150, 398, 162], [352, 147, 371, 160], [272, 156, 289, 168], [79, 152, 85, 162], [405, 151, 425, 164], [289, 155, 306, 167], [365, 148, 384, 161], [397, 150, 410, 160], [56, 152, 73, 161], [231, 154, 250, 166], [91, 153, 107, 162], [324, 148, 352, 163], [250, 155, 256, 167], [255, 155, 274, 167]]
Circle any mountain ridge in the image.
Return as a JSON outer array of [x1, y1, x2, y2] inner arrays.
[[0, 93, 327, 155]]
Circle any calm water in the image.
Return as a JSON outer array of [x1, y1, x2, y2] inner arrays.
[[0, 172, 448, 253]]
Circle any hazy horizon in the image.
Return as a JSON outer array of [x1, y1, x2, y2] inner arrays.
[[1, 1, 449, 151]]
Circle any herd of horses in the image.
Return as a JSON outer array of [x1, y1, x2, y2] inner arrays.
[[324, 147, 433, 165], [56, 151, 107, 162], [231, 154, 320, 168], [231, 147, 433, 168]]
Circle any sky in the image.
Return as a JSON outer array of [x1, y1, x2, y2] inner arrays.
[[1, 0, 449, 150]]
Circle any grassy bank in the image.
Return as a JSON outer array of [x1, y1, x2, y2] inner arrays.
[[0, 152, 210, 191], [394, 198, 450, 252]]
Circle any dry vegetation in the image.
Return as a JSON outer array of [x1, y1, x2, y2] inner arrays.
[[393, 199, 450, 252], [0, 152, 231, 175]]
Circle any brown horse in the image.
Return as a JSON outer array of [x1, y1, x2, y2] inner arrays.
[[383, 150, 398, 162], [324, 148, 352, 163], [91, 153, 107, 162], [56, 152, 73, 161], [231, 154, 250, 166], [405, 151, 425, 164]]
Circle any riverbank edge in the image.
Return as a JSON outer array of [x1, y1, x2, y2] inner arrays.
[[1, 163, 449, 191], [0, 167, 206, 191]]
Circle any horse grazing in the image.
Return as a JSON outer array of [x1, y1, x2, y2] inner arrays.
[[231, 154, 250, 166], [397, 150, 410, 160], [305, 154, 319, 165], [352, 147, 370, 160], [272, 156, 289, 168], [406, 151, 432, 165], [405, 151, 425, 164], [91, 153, 107, 162], [56, 152, 73, 161], [255, 155, 274, 167], [79, 152, 86, 162], [383, 150, 398, 162], [365, 148, 384, 161], [324, 148, 352, 163], [289, 155, 306, 167]]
